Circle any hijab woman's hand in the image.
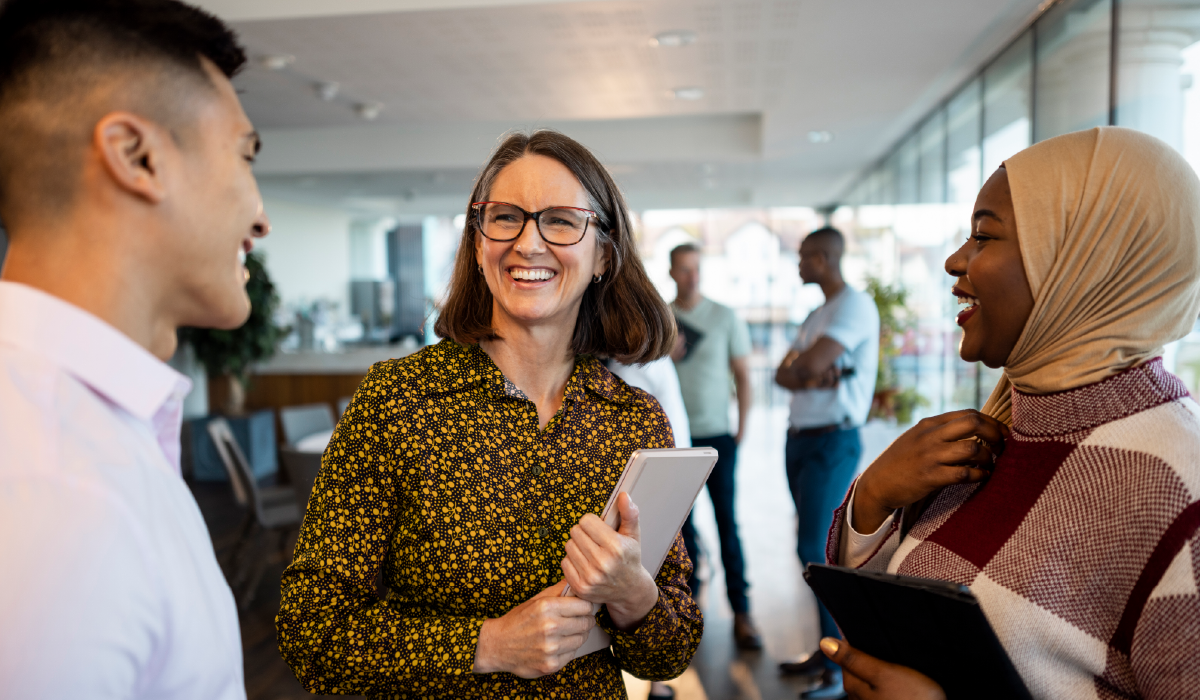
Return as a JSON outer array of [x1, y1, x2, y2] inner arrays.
[[821, 638, 945, 700], [853, 409, 1009, 534], [561, 493, 659, 631]]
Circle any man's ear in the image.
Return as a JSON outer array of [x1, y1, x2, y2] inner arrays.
[[94, 112, 169, 204]]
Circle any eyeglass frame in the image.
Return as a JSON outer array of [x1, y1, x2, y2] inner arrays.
[[470, 201, 602, 246]]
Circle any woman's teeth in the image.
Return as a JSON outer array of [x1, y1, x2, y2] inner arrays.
[[238, 248, 247, 265], [956, 294, 978, 308], [509, 268, 555, 281]]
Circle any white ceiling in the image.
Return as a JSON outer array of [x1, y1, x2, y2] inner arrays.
[[192, 0, 1045, 215]]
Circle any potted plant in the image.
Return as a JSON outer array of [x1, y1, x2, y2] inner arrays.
[[865, 275, 928, 423], [179, 250, 286, 415]]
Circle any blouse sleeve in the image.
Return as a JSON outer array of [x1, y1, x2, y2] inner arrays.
[[597, 404, 704, 681], [276, 365, 483, 695]]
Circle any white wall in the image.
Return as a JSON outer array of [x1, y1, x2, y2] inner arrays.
[[254, 196, 353, 311]]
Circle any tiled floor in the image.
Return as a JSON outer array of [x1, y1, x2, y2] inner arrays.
[[192, 405, 901, 700]]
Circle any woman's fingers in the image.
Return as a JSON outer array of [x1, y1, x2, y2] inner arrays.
[[935, 410, 1008, 446]]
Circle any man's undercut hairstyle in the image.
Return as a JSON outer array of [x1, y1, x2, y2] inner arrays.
[[435, 129, 677, 364], [0, 0, 247, 224], [804, 226, 846, 260], [669, 242, 700, 268]]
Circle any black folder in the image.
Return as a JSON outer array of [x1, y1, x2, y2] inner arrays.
[[803, 564, 1032, 700]]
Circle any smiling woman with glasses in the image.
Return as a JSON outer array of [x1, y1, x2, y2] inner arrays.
[[278, 130, 698, 699]]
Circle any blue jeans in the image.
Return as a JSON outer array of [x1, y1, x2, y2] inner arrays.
[[680, 434, 750, 614], [786, 427, 862, 655]]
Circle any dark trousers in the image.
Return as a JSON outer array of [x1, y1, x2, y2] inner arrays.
[[680, 433, 750, 614], [786, 427, 862, 655]]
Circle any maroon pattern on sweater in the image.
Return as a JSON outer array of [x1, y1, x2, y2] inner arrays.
[[829, 359, 1200, 699]]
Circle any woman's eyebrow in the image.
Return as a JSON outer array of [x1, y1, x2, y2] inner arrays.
[[973, 208, 1003, 224]]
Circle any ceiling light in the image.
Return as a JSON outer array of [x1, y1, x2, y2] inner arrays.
[[355, 102, 385, 121], [668, 87, 705, 101], [315, 81, 340, 101], [651, 30, 698, 48], [259, 53, 295, 71], [808, 130, 834, 144]]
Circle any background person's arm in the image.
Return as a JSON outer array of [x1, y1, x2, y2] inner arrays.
[[774, 336, 846, 391], [731, 355, 752, 444]]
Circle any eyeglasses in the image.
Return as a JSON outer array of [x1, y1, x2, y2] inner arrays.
[[470, 201, 600, 246]]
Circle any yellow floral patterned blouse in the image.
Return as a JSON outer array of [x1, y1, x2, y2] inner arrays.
[[277, 339, 703, 699]]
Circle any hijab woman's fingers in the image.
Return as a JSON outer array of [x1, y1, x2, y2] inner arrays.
[[936, 438, 995, 468], [934, 409, 1008, 447]]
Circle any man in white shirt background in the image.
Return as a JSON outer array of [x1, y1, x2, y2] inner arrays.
[[774, 228, 879, 699], [0, 1, 269, 697]]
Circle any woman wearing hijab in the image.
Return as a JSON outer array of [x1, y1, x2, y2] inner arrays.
[[818, 127, 1200, 699], [277, 131, 702, 698]]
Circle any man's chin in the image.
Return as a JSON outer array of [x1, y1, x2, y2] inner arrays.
[[187, 297, 252, 331]]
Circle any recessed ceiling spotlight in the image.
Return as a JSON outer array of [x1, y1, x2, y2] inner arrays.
[[315, 81, 340, 101], [258, 53, 295, 71], [668, 87, 705, 101], [355, 102, 385, 121], [808, 130, 834, 144], [651, 30, 698, 48]]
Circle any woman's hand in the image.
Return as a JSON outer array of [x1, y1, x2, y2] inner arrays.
[[473, 581, 596, 678], [821, 638, 945, 700], [853, 409, 1008, 534], [561, 493, 659, 631]]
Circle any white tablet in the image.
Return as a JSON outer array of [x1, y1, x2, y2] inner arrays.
[[570, 447, 719, 658]]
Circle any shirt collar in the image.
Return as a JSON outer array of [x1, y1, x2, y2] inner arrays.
[[0, 281, 191, 422]]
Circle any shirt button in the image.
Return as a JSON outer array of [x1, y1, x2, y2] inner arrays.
[[531, 464, 544, 477], [537, 526, 548, 538]]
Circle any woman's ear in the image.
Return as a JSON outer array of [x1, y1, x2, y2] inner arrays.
[[94, 111, 170, 204], [595, 239, 613, 277]]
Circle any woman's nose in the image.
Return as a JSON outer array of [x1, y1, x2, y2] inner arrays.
[[945, 242, 967, 277], [513, 216, 545, 255]]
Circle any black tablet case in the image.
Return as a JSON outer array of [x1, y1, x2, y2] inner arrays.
[[803, 564, 1033, 700]]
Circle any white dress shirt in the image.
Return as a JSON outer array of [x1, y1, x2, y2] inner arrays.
[[609, 356, 692, 448], [0, 281, 245, 700]]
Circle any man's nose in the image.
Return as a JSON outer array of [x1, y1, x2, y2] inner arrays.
[[252, 205, 271, 238]]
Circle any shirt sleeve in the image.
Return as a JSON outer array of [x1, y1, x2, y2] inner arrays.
[[0, 477, 163, 700], [276, 366, 484, 695], [729, 310, 752, 360], [838, 479, 900, 569], [646, 358, 691, 449], [822, 291, 880, 358], [827, 476, 900, 572], [598, 404, 703, 681]]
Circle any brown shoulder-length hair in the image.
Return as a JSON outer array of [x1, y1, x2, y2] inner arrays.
[[434, 130, 676, 364]]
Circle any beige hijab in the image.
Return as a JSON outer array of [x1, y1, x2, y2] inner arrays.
[[981, 127, 1200, 424]]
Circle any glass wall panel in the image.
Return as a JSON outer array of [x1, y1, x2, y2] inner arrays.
[[1116, 0, 1200, 160], [982, 33, 1033, 175], [896, 134, 920, 204], [1034, 0, 1112, 141], [947, 79, 982, 205], [918, 111, 947, 204]]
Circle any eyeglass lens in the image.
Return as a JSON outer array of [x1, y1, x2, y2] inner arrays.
[[478, 203, 589, 244]]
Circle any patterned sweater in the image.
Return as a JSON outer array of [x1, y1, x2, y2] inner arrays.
[[830, 359, 1200, 699], [277, 340, 702, 699]]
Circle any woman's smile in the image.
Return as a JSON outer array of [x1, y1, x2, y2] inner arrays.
[[507, 265, 558, 284], [953, 285, 979, 326]]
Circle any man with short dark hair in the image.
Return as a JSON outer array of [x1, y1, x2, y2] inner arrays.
[[774, 227, 879, 698], [668, 242, 763, 650], [0, 1, 268, 697]]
